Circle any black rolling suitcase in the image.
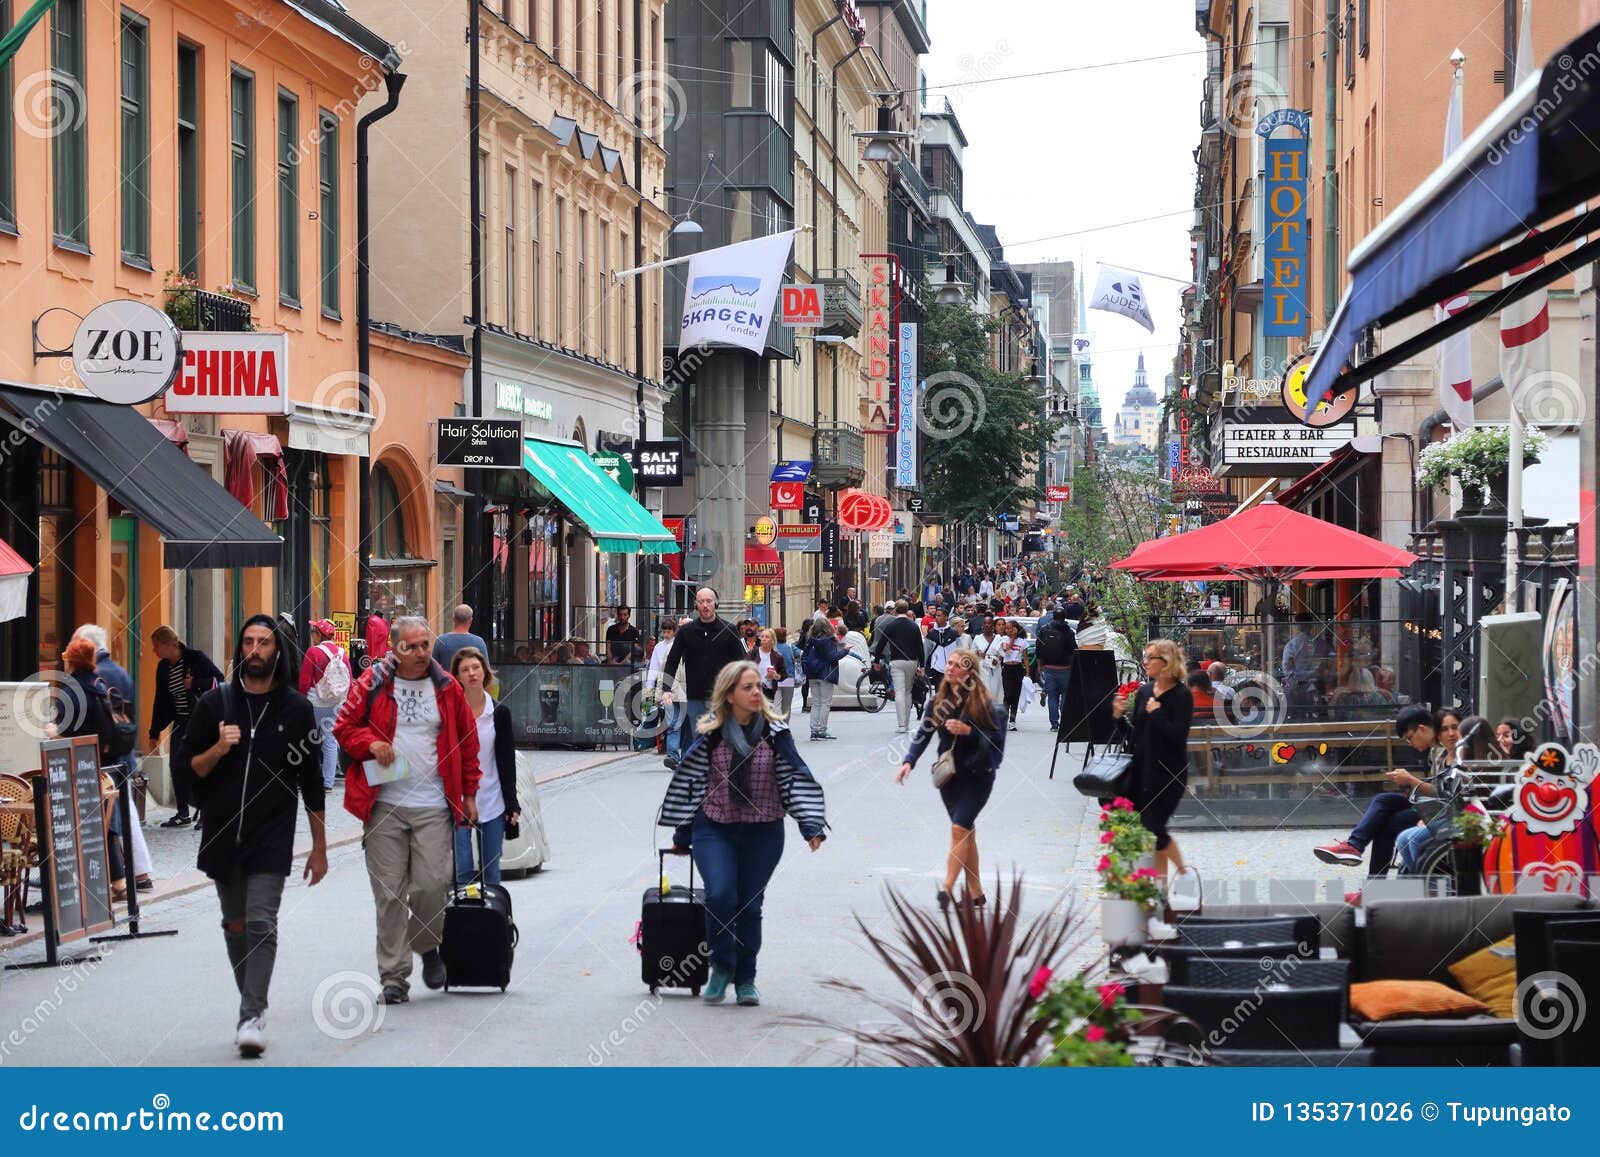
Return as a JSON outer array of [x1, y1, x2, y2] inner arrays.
[[441, 825, 519, 992], [640, 848, 709, 995]]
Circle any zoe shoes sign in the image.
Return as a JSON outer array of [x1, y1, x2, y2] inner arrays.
[[70, 300, 182, 405]]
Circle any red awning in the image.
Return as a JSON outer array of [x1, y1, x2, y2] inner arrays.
[[0, 536, 30, 577], [1110, 499, 1417, 583], [149, 417, 190, 455], [744, 545, 783, 585]]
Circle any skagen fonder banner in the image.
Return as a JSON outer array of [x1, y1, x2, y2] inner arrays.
[[678, 230, 797, 354]]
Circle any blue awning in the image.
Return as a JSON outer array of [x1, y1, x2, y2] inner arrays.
[[1303, 25, 1600, 411]]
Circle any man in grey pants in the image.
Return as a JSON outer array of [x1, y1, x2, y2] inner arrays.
[[870, 601, 926, 734], [187, 614, 328, 1058], [335, 617, 480, 1005]]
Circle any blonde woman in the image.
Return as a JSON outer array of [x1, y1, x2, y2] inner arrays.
[[1112, 639, 1197, 907], [895, 649, 1008, 910], [657, 661, 827, 1006]]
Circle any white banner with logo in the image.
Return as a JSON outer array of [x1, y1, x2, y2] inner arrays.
[[1089, 265, 1154, 334], [678, 231, 796, 354]]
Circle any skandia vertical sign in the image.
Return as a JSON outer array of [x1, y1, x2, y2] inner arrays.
[[678, 230, 796, 354], [863, 259, 894, 432], [1260, 109, 1311, 337], [165, 332, 292, 414]]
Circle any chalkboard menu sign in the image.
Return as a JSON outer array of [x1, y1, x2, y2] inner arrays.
[[37, 736, 115, 944]]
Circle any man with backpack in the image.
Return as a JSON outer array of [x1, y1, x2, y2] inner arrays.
[[870, 601, 925, 734], [72, 624, 152, 892], [657, 588, 746, 759], [1034, 608, 1079, 731], [299, 620, 352, 791]]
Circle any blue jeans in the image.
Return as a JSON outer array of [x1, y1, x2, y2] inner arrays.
[[678, 699, 708, 757], [1040, 667, 1071, 729], [313, 705, 339, 790], [1395, 823, 1431, 874], [453, 816, 507, 886], [691, 814, 785, 985], [1348, 791, 1418, 877]]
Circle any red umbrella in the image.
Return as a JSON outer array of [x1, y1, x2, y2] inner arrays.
[[1110, 499, 1416, 582], [1132, 566, 1407, 583]]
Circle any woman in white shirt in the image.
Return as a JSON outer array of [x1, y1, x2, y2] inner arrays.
[[752, 628, 789, 704], [998, 619, 1029, 730], [449, 648, 521, 886], [972, 619, 1007, 703], [1074, 604, 1110, 651]]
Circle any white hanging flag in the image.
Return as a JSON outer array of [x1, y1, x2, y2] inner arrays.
[[1089, 266, 1155, 333], [1499, 2, 1550, 399], [677, 230, 796, 354], [1436, 62, 1474, 430]]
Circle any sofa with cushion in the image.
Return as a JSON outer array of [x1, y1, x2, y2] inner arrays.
[[1200, 894, 1594, 1065]]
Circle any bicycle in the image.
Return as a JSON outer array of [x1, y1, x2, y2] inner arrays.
[[856, 661, 892, 714]]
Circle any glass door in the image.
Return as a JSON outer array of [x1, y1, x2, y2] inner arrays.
[[109, 517, 139, 699]]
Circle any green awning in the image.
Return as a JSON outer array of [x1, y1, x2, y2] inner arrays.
[[521, 438, 679, 555]]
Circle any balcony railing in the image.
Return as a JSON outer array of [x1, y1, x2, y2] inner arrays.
[[817, 272, 863, 338], [164, 286, 254, 332], [813, 421, 866, 488], [894, 154, 932, 213]]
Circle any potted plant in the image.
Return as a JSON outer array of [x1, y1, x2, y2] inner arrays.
[[1416, 425, 1547, 509], [1450, 802, 1502, 897], [1098, 798, 1161, 948], [1030, 973, 1143, 1066]]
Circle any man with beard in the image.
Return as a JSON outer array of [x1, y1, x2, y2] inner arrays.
[[186, 615, 327, 1057]]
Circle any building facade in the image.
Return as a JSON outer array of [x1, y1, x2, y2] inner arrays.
[[0, 0, 394, 705]]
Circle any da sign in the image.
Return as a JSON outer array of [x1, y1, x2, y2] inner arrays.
[[780, 284, 822, 326]]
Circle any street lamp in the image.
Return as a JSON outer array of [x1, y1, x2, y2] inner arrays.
[[935, 256, 968, 306]]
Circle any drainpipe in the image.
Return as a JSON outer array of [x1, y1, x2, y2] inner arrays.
[[811, 12, 842, 609], [634, 0, 647, 614], [356, 68, 406, 624], [465, 0, 489, 626], [1323, 0, 1340, 326]]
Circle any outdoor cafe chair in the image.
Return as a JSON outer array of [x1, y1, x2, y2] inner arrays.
[[1163, 985, 1345, 1051], [1547, 940, 1600, 1066], [1184, 958, 1352, 1020], [1178, 914, 1321, 952], [1153, 941, 1311, 986]]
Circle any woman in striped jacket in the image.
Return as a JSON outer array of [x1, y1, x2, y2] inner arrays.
[[658, 661, 828, 1007]]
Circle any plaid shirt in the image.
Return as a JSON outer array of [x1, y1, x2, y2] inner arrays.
[[703, 736, 784, 824]]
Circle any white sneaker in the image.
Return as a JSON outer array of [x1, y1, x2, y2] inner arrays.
[[235, 1016, 266, 1058], [1146, 915, 1178, 941], [1168, 868, 1202, 913]]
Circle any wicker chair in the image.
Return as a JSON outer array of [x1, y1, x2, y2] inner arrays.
[[1163, 984, 1346, 1050], [0, 773, 35, 933], [1152, 940, 1311, 986], [1177, 918, 1302, 948]]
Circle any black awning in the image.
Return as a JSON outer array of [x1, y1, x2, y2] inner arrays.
[[0, 387, 282, 569]]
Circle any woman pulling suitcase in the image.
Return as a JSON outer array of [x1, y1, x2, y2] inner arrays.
[[657, 661, 828, 1006]]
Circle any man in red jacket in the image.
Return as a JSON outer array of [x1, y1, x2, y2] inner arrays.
[[335, 617, 479, 1004]]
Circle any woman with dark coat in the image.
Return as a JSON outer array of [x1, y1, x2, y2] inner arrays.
[[449, 648, 520, 886], [895, 649, 1007, 910], [1112, 638, 1197, 901], [657, 661, 827, 1006], [58, 639, 130, 896]]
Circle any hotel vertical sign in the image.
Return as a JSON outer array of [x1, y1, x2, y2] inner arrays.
[[1259, 109, 1310, 337]]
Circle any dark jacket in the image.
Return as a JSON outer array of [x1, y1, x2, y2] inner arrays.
[[59, 669, 120, 765], [904, 701, 1008, 773], [658, 721, 828, 847], [184, 615, 323, 880], [1035, 614, 1079, 668], [871, 615, 924, 663], [149, 643, 224, 741], [1118, 681, 1194, 801], [843, 603, 868, 632], [659, 614, 746, 700], [486, 700, 520, 816], [803, 632, 850, 684]]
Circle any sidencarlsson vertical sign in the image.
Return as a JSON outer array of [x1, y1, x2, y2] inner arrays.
[[1260, 109, 1311, 337], [896, 322, 918, 488]]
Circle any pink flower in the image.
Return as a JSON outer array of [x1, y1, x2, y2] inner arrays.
[[1096, 855, 1111, 873], [1084, 1024, 1107, 1043], [1112, 797, 1136, 811], [1028, 966, 1054, 999], [1097, 982, 1126, 1005], [1099, 831, 1114, 844]]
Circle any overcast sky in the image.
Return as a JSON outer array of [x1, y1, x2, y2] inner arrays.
[[921, 1, 1205, 420]]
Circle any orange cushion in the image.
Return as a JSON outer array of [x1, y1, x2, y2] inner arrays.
[[1447, 935, 1518, 1019], [1349, 979, 1489, 1022]]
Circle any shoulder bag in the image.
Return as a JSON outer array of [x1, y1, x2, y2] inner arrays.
[[931, 745, 958, 788], [1072, 744, 1134, 801]]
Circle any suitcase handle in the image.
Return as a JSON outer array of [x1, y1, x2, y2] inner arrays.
[[452, 818, 489, 888], [658, 847, 695, 897]]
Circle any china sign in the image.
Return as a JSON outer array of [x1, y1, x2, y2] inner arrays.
[[1263, 135, 1309, 336], [166, 332, 293, 414]]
